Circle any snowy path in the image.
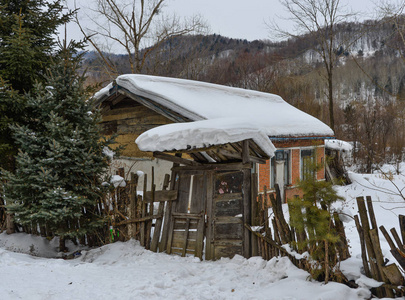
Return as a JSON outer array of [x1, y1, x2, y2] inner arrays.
[[2, 168, 405, 300], [0, 239, 369, 300]]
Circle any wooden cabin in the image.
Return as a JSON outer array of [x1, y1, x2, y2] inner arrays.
[[94, 74, 334, 259]]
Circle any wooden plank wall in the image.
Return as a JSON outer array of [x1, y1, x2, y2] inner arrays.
[[100, 104, 174, 158]]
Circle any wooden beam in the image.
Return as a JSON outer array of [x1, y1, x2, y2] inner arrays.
[[172, 162, 251, 172], [153, 151, 202, 166], [171, 212, 204, 220], [115, 214, 162, 226], [119, 89, 193, 123], [242, 140, 250, 164], [216, 148, 267, 164], [111, 94, 127, 106], [144, 190, 178, 203]]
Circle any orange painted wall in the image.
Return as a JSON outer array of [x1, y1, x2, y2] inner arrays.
[[257, 139, 326, 204]]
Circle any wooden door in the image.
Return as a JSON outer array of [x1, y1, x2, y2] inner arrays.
[[209, 171, 244, 260], [166, 171, 206, 258]]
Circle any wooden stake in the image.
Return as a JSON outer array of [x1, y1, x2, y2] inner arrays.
[[356, 197, 381, 282], [159, 154, 181, 252], [128, 172, 139, 239], [151, 174, 170, 252], [251, 173, 259, 257], [366, 196, 378, 233], [145, 167, 154, 249], [140, 173, 147, 247], [370, 228, 395, 298], [355, 214, 372, 277], [399, 215, 405, 246], [390, 227, 403, 250]]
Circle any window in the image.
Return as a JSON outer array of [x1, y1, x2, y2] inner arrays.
[[270, 150, 290, 188], [301, 149, 315, 180]]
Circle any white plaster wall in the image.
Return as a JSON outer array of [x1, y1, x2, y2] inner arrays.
[[109, 157, 174, 192]]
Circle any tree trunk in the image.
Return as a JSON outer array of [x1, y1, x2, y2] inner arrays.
[[328, 70, 335, 132], [59, 236, 66, 252]]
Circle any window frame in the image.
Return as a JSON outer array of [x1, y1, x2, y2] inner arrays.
[[270, 149, 291, 189], [300, 148, 315, 181]]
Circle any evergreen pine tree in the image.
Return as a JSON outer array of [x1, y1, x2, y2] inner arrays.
[[0, 0, 72, 171], [289, 154, 344, 283], [0, 79, 22, 171], [4, 40, 115, 250]]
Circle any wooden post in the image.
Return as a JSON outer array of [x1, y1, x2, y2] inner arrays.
[[269, 185, 291, 244], [333, 212, 350, 260], [128, 173, 139, 239], [366, 196, 378, 233], [181, 219, 191, 257], [272, 218, 281, 245], [150, 174, 170, 252], [145, 167, 155, 250], [380, 225, 405, 270], [356, 197, 381, 280], [354, 215, 371, 277], [379, 226, 397, 250], [195, 213, 205, 260], [242, 140, 250, 164], [159, 154, 181, 252], [251, 173, 259, 256], [390, 228, 403, 249], [242, 167, 251, 258], [399, 215, 405, 245], [205, 171, 214, 260], [370, 229, 395, 298], [140, 174, 147, 247]]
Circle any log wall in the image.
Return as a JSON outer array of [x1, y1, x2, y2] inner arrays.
[[100, 103, 174, 158]]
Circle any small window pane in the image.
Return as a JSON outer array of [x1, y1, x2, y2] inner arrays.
[[301, 149, 314, 180]]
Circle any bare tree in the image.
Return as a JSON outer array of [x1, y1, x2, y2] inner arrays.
[[74, 0, 207, 77], [269, 0, 356, 131]]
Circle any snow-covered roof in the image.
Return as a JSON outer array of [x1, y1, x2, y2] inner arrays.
[[325, 139, 353, 152], [95, 75, 334, 138], [135, 118, 276, 157]]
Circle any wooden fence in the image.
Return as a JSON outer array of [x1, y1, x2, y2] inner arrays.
[[355, 196, 405, 298], [108, 167, 179, 254], [2, 165, 405, 298], [248, 184, 350, 279]]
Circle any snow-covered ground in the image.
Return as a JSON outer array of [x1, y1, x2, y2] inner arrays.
[[1, 167, 404, 300]]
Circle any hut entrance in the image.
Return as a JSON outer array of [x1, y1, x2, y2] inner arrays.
[[167, 167, 248, 260], [152, 138, 271, 260], [210, 170, 244, 260], [166, 170, 206, 258]]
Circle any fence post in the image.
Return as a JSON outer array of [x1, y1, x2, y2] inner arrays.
[[128, 172, 139, 239]]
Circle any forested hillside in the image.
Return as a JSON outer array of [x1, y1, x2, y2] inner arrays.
[[83, 16, 405, 173]]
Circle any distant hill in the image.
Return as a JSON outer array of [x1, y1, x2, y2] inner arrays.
[[83, 15, 405, 171], [82, 16, 405, 122]]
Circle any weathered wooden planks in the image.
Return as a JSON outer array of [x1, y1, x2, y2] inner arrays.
[[143, 190, 178, 203], [166, 213, 205, 259], [150, 174, 170, 252], [356, 196, 405, 298]]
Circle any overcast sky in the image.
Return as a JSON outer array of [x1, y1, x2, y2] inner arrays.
[[164, 0, 379, 41], [63, 0, 382, 51]]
